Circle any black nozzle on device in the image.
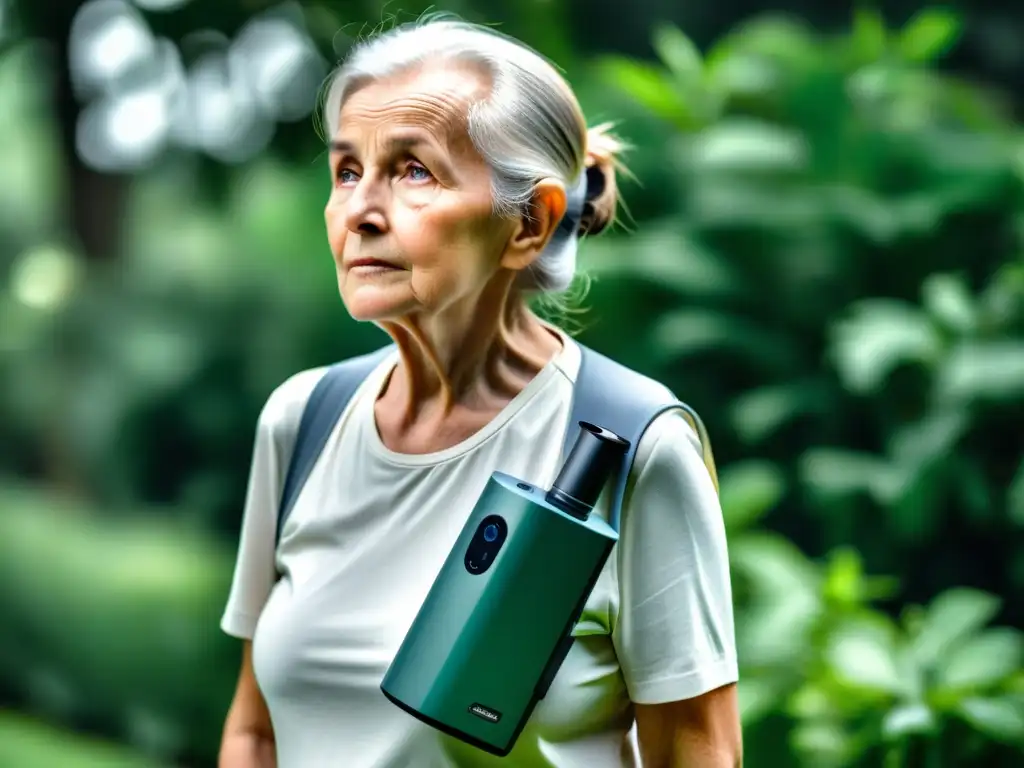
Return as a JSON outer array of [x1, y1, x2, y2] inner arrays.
[[546, 422, 630, 520]]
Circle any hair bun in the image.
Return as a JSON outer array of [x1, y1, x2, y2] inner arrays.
[[578, 123, 624, 237]]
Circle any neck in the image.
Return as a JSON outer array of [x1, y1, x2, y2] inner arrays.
[[376, 284, 561, 422]]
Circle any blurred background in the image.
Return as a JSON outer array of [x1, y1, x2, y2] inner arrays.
[[1, 0, 1023, 765]]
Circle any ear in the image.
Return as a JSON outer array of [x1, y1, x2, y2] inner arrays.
[[500, 179, 567, 272]]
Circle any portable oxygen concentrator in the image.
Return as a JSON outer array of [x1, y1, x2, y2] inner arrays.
[[273, 342, 713, 758], [379, 421, 628, 756]]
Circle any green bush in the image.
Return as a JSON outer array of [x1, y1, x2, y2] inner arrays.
[[576, 7, 1024, 764], [721, 459, 1024, 764], [0, 485, 238, 762], [583, 4, 1024, 633], [0, 712, 166, 768], [2, 5, 1023, 766]]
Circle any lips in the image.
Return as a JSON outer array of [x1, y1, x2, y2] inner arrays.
[[348, 258, 399, 269]]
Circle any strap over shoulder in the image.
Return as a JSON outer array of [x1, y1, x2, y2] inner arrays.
[[276, 345, 396, 546], [273, 341, 719, 549], [568, 344, 718, 532]]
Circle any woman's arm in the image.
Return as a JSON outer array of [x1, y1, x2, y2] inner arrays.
[[613, 409, 741, 766], [218, 370, 326, 767], [636, 683, 742, 767], [219, 642, 276, 768]]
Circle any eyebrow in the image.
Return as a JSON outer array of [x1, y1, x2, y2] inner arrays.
[[328, 132, 456, 182], [328, 134, 432, 155]]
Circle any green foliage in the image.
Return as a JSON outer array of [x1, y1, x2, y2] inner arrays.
[[0, 486, 238, 761], [898, 9, 961, 63], [586, 5, 1023, 583], [1, 5, 1023, 766], [0, 712, 165, 768], [712, 451, 1024, 765], [585, 8, 1024, 763]]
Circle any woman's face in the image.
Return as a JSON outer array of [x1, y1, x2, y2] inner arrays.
[[325, 64, 518, 324]]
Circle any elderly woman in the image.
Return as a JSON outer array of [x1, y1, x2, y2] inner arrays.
[[217, 16, 740, 768]]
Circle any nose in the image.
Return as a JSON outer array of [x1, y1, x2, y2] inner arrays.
[[344, 177, 389, 236]]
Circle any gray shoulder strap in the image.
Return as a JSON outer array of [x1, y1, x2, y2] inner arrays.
[[275, 342, 717, 547], [275, 345, 396, 547], [567, 345, 715, 532]]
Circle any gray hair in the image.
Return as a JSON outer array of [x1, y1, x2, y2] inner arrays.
[[320, 17, 593, 293]]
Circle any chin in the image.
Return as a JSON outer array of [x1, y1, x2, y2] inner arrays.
[[339, 282, 416, 323]]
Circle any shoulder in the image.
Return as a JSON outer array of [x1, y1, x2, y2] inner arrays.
[[253, 345, 398, 449], [572, 343, 676, 405], [627, 406, 720, 514], [634, 409, 705, 476], [255, 366, 330, 449], [569, 342, 715, 488], [572, 344, 709, 474]]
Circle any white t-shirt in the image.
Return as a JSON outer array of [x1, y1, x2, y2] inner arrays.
[[221, 333, 737, 767]]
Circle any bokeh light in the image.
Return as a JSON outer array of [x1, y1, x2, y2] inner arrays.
[[68, 0, 326, 170]]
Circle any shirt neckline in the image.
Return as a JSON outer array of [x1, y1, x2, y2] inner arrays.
[[358, 327, 579, 467]]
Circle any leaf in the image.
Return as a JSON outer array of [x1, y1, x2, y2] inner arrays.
[[827, 619, 907, 696], [596, 56, 694, 128], [822, 183, 901, 244], [732, 538, 821, 669], [581, 225, 740, 299], [911, 588, 1001, 670], [728, 381, 830, 444], [799, 448, 903, 503], [729, 533, 820, 597], [718, 460, 786, 532], [791, 721, 850, 760], [882, 703, 938, 741], [921, 273, 977, 335], [702, 49, 779, 101], [899, 8, 961, 63], [850, 7, 888, 62], [980, 263, 1024, 328], [935, 629, 1024, 691], [650, 25, 722, 127], [955, 697, 1024, 744], [737, 677, 780, 726], [688, 119, 809, 174], [687, 181, 823, 232], [652, 24, 703, 84], [935, 342, 1024, 403], [887, 409, 969, 476], [650, 308, 802, 372], [822, 548, 866, 606], [787, 683, 832, 719], [717, 15, 819, 66], [829, 299, 942, 395]]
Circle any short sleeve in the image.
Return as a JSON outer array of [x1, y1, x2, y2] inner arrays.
[[219, 367, 327, 640], [612, 409, 738, 704]]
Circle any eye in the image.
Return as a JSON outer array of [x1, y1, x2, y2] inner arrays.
[[335, 167, 359, 185], [403, 162, 432, 182]]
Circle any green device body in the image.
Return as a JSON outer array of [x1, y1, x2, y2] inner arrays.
[[380, 423, 628, 757]]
